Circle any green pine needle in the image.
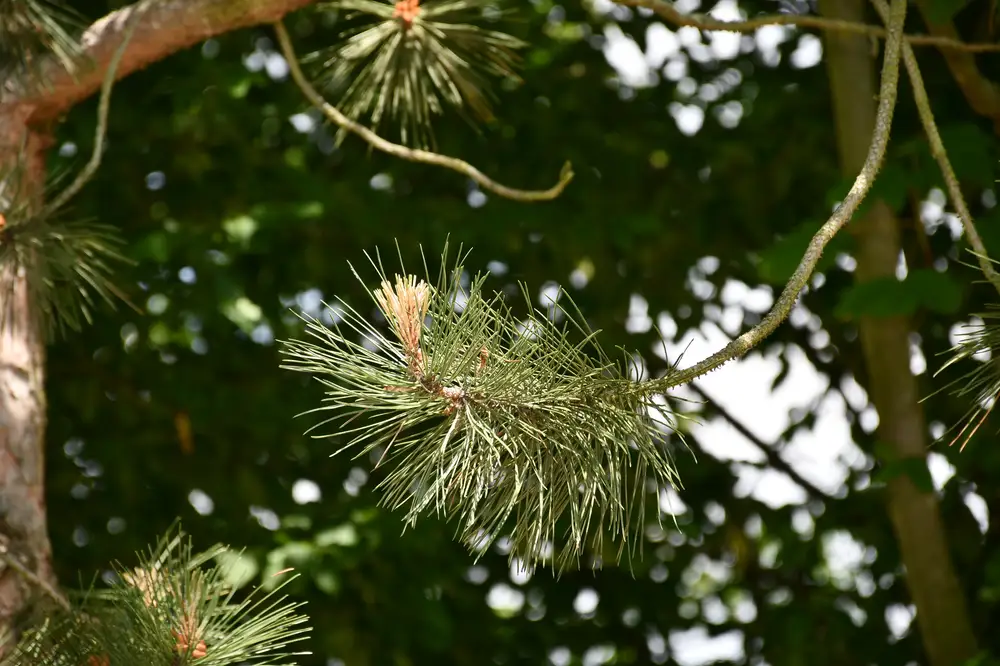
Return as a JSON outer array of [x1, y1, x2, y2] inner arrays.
[[311, 0, 525, 147], [7, 526, 312, 666], [280, 244, 687, 571], [0, 161, 130, 339], [934, 306, 1000, 450], [0, 0, 82, 80]]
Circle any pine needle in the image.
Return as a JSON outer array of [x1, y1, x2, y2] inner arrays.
[[933, 306, 1000, 451], [280, 244, 688, 572], [311, 0, 524, 147], [5, 526, 312, 666], [0, 0, 82, 81]]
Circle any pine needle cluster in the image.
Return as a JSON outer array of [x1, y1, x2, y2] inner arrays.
[[280, 246, 686, 571], [935, 305, 1000, 450], [0, 159, 128, 338], [5, 527, 311, 666], [311, 0, 524, 146]]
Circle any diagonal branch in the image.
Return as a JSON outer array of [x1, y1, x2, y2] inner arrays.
[[614, 0, 1000, 53], [870, 0, 1000, 298], [650, 0, 909, 391], [686, 382, 829, 500], [1, 0, 318, 126], [272, 21, 573, 202]]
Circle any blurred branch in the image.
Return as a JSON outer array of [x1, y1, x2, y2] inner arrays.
[[614, 0, 1000, 52], [686, 382, 829, 500], [40, 7, 138, 217], [912, 0, 1000, 130], [870, 0, 1000, 297], [650, 0, 908, 391], [272, 21, 574, 202], [1, 0, 317, 125]]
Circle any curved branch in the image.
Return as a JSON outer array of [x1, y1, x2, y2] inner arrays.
[[869, 0, 1000, 297], [615, 0, 1000, 53], [652, 0, 909, 391], [40, 10, 141, 217], [272, 21, 573, 203]]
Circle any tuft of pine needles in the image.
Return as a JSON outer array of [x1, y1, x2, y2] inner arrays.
[[5, 526, 311, 666], [0, 0, 82, 81], [280, 244, 687, 571], [934, 306, 1000, 451], [0, 159, 129, 338], [311, 0, 525, 147]]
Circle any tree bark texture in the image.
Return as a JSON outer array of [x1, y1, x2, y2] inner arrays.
[[819, 1, 978, 665], [0, 0, 315, 648]]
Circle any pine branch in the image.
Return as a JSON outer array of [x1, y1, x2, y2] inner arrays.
[[310, 0, 524, 148], [280, 244, 687, 570], [0, 8, 140, 338], [6, 526, 312, 666], [613, 0, 1000, 53], [646, 0, 910, 391], [274, 20, 574, 202]]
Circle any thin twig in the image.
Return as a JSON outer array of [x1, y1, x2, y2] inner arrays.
[[615, 0, 1000, 53], [272, 21, 574, 203], [869, 0, 1000, 298], [652, 0, 909, 391], [686, 382, 828, 499], [40, 8, 142, 218], [0, 549, 71, 612]]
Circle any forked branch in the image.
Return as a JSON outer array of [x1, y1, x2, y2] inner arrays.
[[272, 20, 574, 203], [653, 0, 910, 390], [869, 0, 1000, 298], [614, 0, 1000, 53]]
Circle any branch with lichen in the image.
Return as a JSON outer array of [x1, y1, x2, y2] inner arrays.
[[272, 16, 573, 202], [646, 0, 909, 390], [612, 0, 1000, 53], [869, 0, 1000, 298]]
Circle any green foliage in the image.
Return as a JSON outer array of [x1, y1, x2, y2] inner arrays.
[[7, 527, 311, 666], [31, 0, 1000, 664], [310, 0, 524, 147], [0, 161, 128, 338], [922, 0, 972, 24], [280, 244, 686, 571], [835, 269, 963, 319]]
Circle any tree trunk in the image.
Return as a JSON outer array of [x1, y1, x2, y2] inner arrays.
[[0, 0, 314, 648], [818, 2, 978, 665], [0, 126, 53, 651]]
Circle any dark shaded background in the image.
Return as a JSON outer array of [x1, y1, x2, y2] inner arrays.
[[42, 0, 1000, 664]]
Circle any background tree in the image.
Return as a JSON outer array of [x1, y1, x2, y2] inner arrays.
[[3, 0, 1000, 665]]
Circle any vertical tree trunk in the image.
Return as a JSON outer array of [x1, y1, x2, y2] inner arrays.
[[0, 124, 54, 650], [818, 2, 978, 665]]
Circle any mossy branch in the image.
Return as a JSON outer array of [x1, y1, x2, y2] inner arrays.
[[869, 0, 1000, 298], [614, 0, 1000, 53]]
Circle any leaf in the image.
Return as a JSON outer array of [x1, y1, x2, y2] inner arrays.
[[907, 268, 964, 314], [922, 0, 971, 24], [938, 123, 997, 188], [834, 269, 962, 319], [872, 457, 936, 493]]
